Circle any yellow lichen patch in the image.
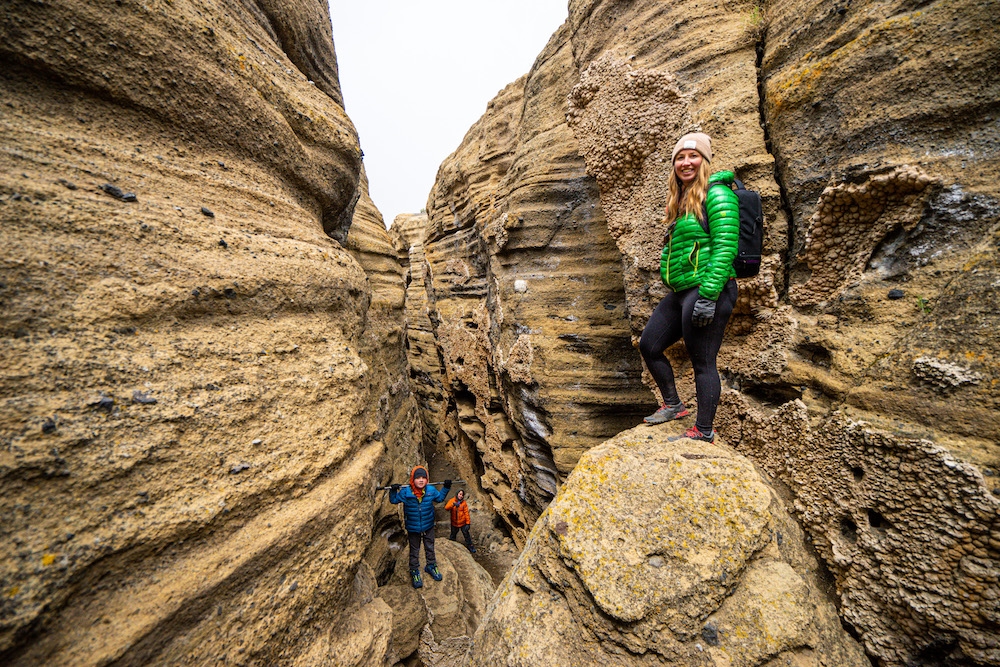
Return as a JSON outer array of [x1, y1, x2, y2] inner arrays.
[[6, 586, 21, 598], [41, 553, 56, 567], [769, 10, 924, 114]]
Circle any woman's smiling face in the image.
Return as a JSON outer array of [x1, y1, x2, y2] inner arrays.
[[674, 148, 702, 185]]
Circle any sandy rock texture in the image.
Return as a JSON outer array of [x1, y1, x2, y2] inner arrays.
[[420, 0, 1000, 664], [467, 426, 869, 667], [0, 0, 419, 664]]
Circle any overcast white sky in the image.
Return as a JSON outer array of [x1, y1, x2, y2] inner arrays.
[[327, 0, 569, 227]]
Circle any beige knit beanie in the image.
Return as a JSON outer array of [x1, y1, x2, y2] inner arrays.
[[671, 132, 712, 163]]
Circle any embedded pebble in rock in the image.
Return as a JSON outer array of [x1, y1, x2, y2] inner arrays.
[[131, 391, 157, 405], [99, 183, 137, 202], [90, 395, 115, 412]]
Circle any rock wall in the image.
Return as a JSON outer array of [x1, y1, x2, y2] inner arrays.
[[420, 0, 1000, 664], [0, 0, 420, 664], [421, 25, 654, 545], [468, 426, 869, 666]]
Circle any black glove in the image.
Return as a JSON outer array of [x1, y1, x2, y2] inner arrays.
[[442, 479, 452, 491], [691, 297, 717, 327], [390, 484, 401, 492]]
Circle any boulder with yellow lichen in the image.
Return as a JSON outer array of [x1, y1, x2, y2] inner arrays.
[[467, 425, 869, 667]]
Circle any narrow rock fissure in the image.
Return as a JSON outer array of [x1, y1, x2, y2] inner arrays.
[[754, 26, 795, 298]]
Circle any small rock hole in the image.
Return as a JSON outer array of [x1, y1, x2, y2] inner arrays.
[[852, 466, 864, 482], [840, 516, 858, 543], [867, 509, 887, 531]]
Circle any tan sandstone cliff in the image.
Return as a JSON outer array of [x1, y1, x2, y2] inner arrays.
[[0, 0, 420, 664], [418, 0, 1000, 665]]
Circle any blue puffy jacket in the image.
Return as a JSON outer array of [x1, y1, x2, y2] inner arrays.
[[390, 483, 449, 533]]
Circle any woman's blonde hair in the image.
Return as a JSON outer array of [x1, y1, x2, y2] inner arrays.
[[665, 158, 710, 224]]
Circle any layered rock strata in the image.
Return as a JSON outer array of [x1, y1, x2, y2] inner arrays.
[[468, 426, 869, 666], [0, 0, 419, 664], [422, 27, 654, 546], [421, 0, 1000, 664]]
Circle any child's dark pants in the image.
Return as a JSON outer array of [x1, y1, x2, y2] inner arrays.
[[450, 524, 472, 547], [408, 530, 436, 570]]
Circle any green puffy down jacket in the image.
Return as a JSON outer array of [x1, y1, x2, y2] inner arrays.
[[659, 171, 740, 300]]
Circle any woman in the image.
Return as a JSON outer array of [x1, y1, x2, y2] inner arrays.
[[639, 132, 740, 442]]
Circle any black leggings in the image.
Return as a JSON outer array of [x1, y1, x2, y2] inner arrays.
[[639, 280, 737, 432]]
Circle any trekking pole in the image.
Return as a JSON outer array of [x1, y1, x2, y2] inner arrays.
[[375, 479, 466, 491]]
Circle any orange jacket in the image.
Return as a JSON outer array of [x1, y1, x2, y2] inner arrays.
[[445, 497, 470, 527]]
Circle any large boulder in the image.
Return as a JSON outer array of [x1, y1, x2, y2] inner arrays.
[[380, 539, 495, 666], [468, 425, 868, 666]]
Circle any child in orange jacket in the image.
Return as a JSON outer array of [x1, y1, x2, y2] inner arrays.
[[444, 489, 476, 553]]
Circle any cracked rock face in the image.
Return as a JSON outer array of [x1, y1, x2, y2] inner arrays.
[[0, 1, 419, 664], [467, 426, 869, 667], [418, 0, 999, 664]]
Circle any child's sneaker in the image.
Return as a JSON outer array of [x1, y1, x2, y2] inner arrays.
[[424, 563, 443, 581], [410, 569, 423, 589], [668, 425, 715, 443], [644, 402, 690, 425]]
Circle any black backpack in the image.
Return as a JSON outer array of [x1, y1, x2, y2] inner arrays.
[[700, 178, 764, 278]]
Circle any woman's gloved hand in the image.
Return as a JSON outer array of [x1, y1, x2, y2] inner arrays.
[[691, 297, 717, 327]]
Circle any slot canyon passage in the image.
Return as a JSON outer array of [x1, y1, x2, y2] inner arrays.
[[1, 0, 998, 665]]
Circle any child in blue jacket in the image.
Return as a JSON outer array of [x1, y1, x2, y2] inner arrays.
[[389, 465, 451, 588]]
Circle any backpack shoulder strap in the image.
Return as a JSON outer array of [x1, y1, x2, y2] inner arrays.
[[700, 181, 733, 233]]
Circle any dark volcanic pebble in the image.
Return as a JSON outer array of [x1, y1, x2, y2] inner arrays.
[[201, 207, 215, 217], [99, 184, 137, 202], [91, 396, 115, 412], [887, 289, 905, 300], [132, 391, 158, 405]]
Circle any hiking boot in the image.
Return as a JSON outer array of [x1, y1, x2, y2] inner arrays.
[[467, 544, 477, 554], [644, 402, 690, 425], [424, 563, 443, 581], [410, 569, 423, 589], [668, 425, 716, 443]]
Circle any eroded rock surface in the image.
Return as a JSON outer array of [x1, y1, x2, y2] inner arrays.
[[379, 540, 495, 666], [0, 0, 419, 664], [468, 426, 869, 666], [419, 0, 1000, 664]]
